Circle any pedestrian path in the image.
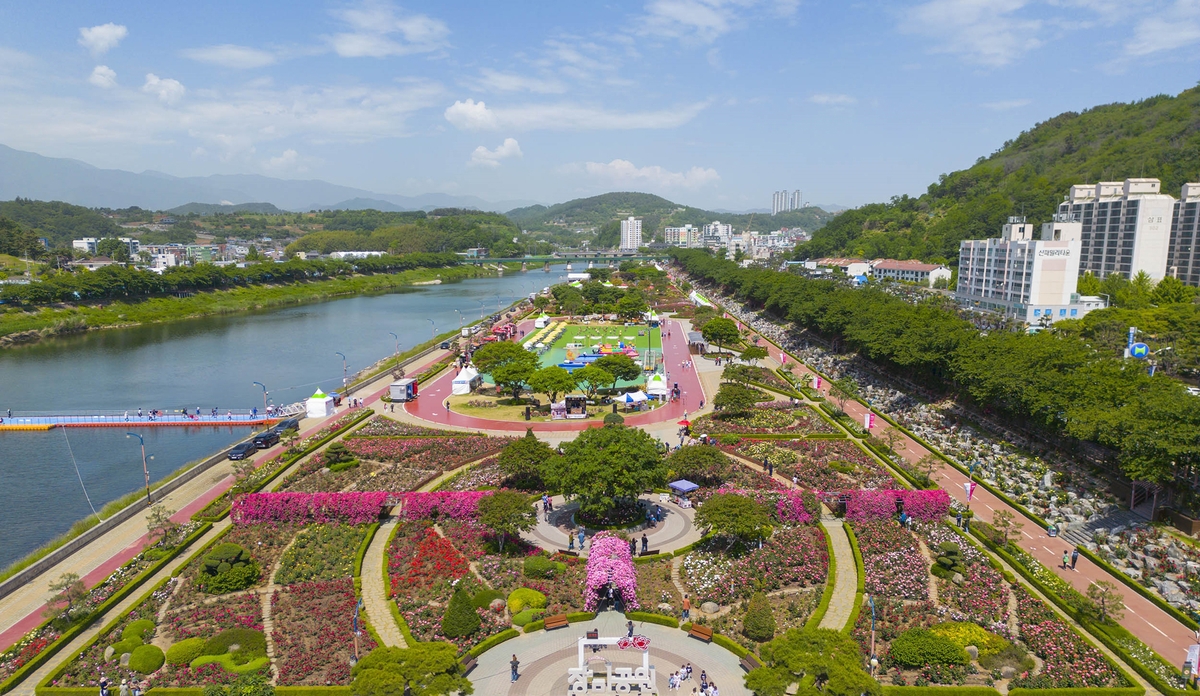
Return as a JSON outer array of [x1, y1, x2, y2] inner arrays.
[[524, 495, 701, 555], [818, 518, 859, 631], [361, 517, 406, 648]]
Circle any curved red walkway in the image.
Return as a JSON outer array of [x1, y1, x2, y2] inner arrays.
[[404, 317, 706, 432]]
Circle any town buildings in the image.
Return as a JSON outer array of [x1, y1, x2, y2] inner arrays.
[[1056, 178, 1177, 281], [619, 217, 642, 251], [1169, 183, 1200, 285], [869, 259, 952, 286], [663, 224, 698, 247]]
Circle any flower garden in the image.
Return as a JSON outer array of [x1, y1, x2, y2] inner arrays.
[[691, 403, 838, 435]]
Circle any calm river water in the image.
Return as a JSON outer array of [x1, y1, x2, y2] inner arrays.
[[0, 268, 568, 568]]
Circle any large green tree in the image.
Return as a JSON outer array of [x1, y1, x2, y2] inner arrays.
[[555, 425, 666, 518], [695, 493, 770, 544], [472, 341, 539, 399], [593, 354, 641, 389], [528, 366, 578, 404], [616, 292, 649, 320], [477, 490, 538, 552], [713, 383, 763, 414], [702, 316, 740, 354], [497, 428, 557, 488], [351, 643, 473, 696], [664, 445, 733, 486], [572, 365, 613, 399]]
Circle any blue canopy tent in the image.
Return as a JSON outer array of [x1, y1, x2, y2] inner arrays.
[[668, 480, 699, 495]]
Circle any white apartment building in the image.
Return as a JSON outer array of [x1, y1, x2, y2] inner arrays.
[[663, 224, 698, 247], [772, 190, 803, 215], [1056, 178, 1176, 281], [957, 216, 1104, 324], [72, 237, 140, 255], [619, 216, 643, 251], [1168, 183, 1200, 286], [814, 257, 872, 277], [869, 259, 952, 287], [701, 220, 733, 248]]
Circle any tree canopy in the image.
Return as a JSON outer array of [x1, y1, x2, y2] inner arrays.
[[702, 317, 740, 354], [555, 425, 666, 518], [497, 428, 557, 489], [528, 366, 577, 404], [593, 354, 641, 388], [472, 341, 539, 399], [351, 643, 473, 696], [695, 493, 770, 544], [477, 490, 538, 552], [747, 628, 881, 696]]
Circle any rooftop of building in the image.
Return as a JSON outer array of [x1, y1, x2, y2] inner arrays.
[[870, 259, 946, 272]]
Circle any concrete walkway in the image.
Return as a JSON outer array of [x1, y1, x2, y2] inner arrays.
[[362, 517, 406, 648], [524, 495, 701, 556], [473, 610, 750, 695], [818, 518, 859, 631]]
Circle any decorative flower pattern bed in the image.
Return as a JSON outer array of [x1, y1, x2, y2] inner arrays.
[[344, 435, 510, 465], [436, 457, 504, 491], [692, 404, 836, 435], [271, 578, 375, 685], [1010, 585, 1125, 688], [634, 560, 682, 617], [681, 526, 827, 605], [354, 417, 477, 437], [274, 524, 371, 586], [851, 521, 928, 601], [727, 439, 892, 490]]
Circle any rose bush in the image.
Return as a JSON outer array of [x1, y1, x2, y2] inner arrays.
[[232, 492, 387, 525], [852, 521, 928, 600], [396, 491, 495, 520], [272, 578, 375, 685], [584, 532, 640, 611]]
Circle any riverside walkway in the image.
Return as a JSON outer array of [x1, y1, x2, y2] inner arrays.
[[0, 410, 280, 431]]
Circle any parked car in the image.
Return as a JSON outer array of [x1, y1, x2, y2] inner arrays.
[[227, 441, 258, 460], [271, 417, 300, 435], [253, 431, 280, 449]]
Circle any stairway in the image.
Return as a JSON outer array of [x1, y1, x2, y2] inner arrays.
[[1060, 509, 1146, 547]]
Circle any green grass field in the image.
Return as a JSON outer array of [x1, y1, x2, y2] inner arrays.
[[540, 322, 661, 387]]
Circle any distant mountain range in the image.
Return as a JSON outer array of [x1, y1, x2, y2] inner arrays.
[[0, 144, 538, 213]]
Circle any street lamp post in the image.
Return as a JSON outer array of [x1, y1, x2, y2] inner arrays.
[[388, 332, 400, 363], [427, 319, 436, 340], [252, 381, 268, 413], [454, 309, 463, 329], [335, 352, 348, 389], [125, 432, 154, 506]]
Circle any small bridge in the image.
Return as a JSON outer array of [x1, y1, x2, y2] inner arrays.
[[0, 408, 290, 431]]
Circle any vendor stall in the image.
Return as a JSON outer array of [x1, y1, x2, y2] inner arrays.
[[306, 389, 336, 418], [450, 367, 481, 396]]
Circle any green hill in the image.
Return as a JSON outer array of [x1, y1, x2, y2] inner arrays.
[[166, 202, 285, 216], [506, 191, 834, 247], [0, 198, 119, 249], [798, 85, 1200, 263]]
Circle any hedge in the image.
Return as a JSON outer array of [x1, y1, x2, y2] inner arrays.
[[681, 622, 751, 658], [805, 522, 837, 630], [625, 612, 679, 628], [467, 629, 519, 657], [381, 522, 418, 647], [842, 522, 865, 635], [1008, 689, 1146, 696], [133, 685, 353, 696], [633, 553, 673, 565], [4, 521, 212, 696], [523, 620, 545, 633], [882, 688, 1002, 696], [524, 611, 597, 633], [351, 522, 380, 596], [738, 432, 847, 441]]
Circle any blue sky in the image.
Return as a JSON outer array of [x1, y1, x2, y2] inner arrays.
[[0, 1, 1197, 210]]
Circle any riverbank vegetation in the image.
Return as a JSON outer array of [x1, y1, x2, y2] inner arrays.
[[672, 248, 1200, 489], [0, 259, 487, 343]]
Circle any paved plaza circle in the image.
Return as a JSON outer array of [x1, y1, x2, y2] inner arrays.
[[524, 494, 702, 555]]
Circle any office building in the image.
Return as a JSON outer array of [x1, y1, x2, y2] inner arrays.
[[701, 220, 733, 248], [664, 224, 697, 247], [1056, 178, 1176, 281], [1168, 184, 1200, 286], [869, 259, 952, 287], [956, 216, 1104, 323], [619, 216, 642, 251]]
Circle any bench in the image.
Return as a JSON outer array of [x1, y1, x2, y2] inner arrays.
[[687, 624, 713, 643], [544, 614, 570, 631], [739, 653, 762, 672], [638, 549, 661, 557], [560, 549, 579, 557], [459, 655, 477, 675]]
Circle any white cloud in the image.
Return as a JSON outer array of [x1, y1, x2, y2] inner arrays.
[[327, 0, 449, 57], [142, 73, 185, 104], [78, 23, 128, 56], [444, 98, 708, 131], [1124, 0, 1200, 56], [580, 159, 720, 189], [466, 68, 566, 94], [899, 0, 1042, 67], [468, 137, 522, 167], [263, 148, 306, 172], [181, 44, 277, 69], [982, 98, 1032, 109], [809, 93, 855, 106], [637, 0, 798, 43], [88, 65, 117, 89]]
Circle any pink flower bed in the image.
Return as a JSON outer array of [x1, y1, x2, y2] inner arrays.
[[584, 532, 640, 611], [1012, 586, 1124, 688], [852, 520, 928, 600], [272, 578, 375, 686], [344, 435, 510, 465], [713, 487, 817, 525], [835, 490, 950, 522], [231, 492, 387, 525], [396, 491, 494, 520]]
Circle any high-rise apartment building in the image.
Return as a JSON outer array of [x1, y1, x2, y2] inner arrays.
[[772, 190, 804, 215], [1168, 184, 1200, 285], [1056, 178, 1176, 281], [663, 224, 697, 247], [619, 216, 642, 250], [956, 216, 1105, 323]]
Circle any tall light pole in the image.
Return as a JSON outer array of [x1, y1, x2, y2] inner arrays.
[[125, 433, 154, 506], [427, 319, 436, 340], [252, 381, 268, 413], [454, 309, 463, 329], [335, 352, 347, 389], [388, 332, 400, 363]]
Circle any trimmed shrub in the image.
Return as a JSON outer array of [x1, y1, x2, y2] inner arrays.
[[512, 608, 545, 626], [128, 645, 165, 674], [889, 628, 969, 667], [202, 628, 268, 664], [523, 555, 557, 579], [122, 619, 156, 642], [191, 654, 272, 674], [109, 637, 142, 658], [742, 592, 777, 643], [930, 622, 1009, 658], [165, 637, 208, 666], [471, 588, 505, 610], [603, 413, 625, 426], [203, 543, 252, 575], [507, 587, 547, 614], [441, 588, 481, 638], [199, 543, 259, 594], [468, 628, 520, 658], [625, 612, 679, 628]]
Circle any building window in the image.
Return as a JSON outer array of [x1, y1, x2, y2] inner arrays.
[[1034, 309, 1041, 316], [1059, 309, 1067, 316], [1070, 309, 1078, 317]]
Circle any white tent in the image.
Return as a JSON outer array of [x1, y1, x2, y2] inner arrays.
[[451, 367, 481, 396], [306, 389, 336, 418], [645, 373, 669, 397], [622, 390, 649, 403]]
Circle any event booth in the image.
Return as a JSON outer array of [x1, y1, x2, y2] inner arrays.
[[305, 389, 336, 419]]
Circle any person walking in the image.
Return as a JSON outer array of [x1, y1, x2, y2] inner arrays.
[[510, 654, 520, 682], [682, 594, 691, 621], [1070, 547, 1079, 569], [119, 680, 129, 696], [641, 533, 648, 554], [627, 620, 635, 637], [1062, 551, 1070, 570], [578, 528, 585, 549]]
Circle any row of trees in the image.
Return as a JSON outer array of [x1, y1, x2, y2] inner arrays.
[[672, 248, 1200, 488], [0, 252, 459, 305], [471, 341, 642, 402]]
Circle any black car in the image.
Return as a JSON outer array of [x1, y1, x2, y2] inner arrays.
[[271, 417, 300, 435], [252, 431, 280, 449], [227, 441, 258, 460]]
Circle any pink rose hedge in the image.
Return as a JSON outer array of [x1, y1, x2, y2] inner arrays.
[[713, 486, 817, 525], [584, 532, 640, 611], [828, 489, 950, 522], [232, 492, 387, 525], [397, 491, 494, 520]]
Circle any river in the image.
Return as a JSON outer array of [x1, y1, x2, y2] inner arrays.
[[0, 268, 569, 568]]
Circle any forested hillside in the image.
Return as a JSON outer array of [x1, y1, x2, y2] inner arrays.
[[797, 86, 1200, 263], [285, 210, 550, 257], [0, 199, 119, 249], [507, 191, 833, 247]]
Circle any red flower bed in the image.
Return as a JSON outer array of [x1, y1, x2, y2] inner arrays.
[[272, 578, 375, 686], [388, 523, 469, 596], [164, 591, 264, 640]]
